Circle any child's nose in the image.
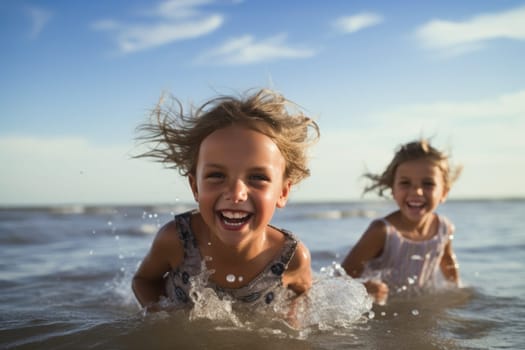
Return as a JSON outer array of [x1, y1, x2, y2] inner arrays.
[[225, 179, 248, 202], [412, 185, 423, 195]]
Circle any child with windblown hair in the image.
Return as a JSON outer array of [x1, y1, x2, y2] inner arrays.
[[132, 89, 319, 314], [342, 139, 462, 304]]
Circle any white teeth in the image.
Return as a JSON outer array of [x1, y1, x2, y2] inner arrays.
[[223, 220, 243, 227], [221, 211, 248, 219]]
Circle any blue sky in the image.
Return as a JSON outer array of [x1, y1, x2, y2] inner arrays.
[[1, 0, 524, 205]]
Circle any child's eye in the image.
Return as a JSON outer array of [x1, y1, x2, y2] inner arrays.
[[423, 181, 436, 187], [206, 172, 224, 180], [249, 174, 270, 182]]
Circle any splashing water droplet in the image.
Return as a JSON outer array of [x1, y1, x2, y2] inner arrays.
[[226, 274, 236, 283]]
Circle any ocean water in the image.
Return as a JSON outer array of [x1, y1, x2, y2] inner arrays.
[[1, 199, 524, 349]]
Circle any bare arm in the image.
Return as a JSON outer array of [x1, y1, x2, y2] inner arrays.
[[132, 221, 183, 309], [341, 220, 389, 303], [283, 241, 312, 295], [341, 220, 387, 278], [440, 235, 459, 285]]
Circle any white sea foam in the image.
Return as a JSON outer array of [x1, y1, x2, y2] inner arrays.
[[163, 261, 372, 335]]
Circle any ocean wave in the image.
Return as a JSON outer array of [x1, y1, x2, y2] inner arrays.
[[300, 209, 376, 220]]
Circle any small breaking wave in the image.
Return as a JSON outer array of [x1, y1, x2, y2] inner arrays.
[[300, 209, 377, 220], [149, 261, 372, 339]]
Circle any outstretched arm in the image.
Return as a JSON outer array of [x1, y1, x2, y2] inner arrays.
[[341, 220, 386, 278], [132, 221, 183, 310], [341, 220, 389, 303], [283, 241, 312, 295]]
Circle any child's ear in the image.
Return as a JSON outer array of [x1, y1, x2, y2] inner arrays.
[[276, 180, 292, 208], [188, 174, 199, 202]]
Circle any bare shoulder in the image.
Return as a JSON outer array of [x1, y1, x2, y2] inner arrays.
[[369, 218, 388, 231], [289, 241, 311, 272], [284, 240, 312, 294], [149, 220, 184, 268], [153, 220, 179, 245], [352, 218, 388, 256], [268, 227, 310, 272], [342, 218, 388, 276], [362, 218, 388, 242]]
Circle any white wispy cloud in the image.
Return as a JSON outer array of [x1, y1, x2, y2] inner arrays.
[[333, 12, 383, 34], [196, 34, 316, 65], [92, 0, 223, 54], [25, 5, 53, 39], [415, 5, 525, 55], [150, 0, 215, 19]]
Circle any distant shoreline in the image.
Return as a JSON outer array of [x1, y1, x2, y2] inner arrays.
[[1, 197, 524, 211]]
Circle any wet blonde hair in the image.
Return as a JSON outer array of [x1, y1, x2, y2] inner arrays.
[[136, 89, 320, 185], [363, 139, 462, 197]]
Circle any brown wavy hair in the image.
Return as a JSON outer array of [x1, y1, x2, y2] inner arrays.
[[135, 88, 320, 185], [363, 139, 462, 197]]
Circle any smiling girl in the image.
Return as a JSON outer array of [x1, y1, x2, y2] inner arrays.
[[132, 89, 319, 313], [342, 140, 462, 304]]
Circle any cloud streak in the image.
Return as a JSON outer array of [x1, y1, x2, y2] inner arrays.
[[92, 0, 223, 54], [196, 34, 316, 65], [25, 5, 53, 39], [415, 5, 525, 55], [150, 0, 216, 19], [333, 12, 383, 34]]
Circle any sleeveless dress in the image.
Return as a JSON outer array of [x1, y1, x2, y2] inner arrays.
[[362, 214, 453, 293], [164, 210, 298, 309]]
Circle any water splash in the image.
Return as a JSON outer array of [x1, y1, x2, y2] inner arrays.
[[156, 261, 372, 336], [294, 263, 372, 331]]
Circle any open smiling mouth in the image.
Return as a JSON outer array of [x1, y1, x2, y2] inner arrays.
[[218, 211, 253, 227], [407, 201, 425, 209]]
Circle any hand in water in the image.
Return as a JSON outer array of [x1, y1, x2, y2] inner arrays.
[[364, 280, 389, 305]]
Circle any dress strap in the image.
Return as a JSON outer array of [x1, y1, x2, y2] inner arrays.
[[377, 218, 393, 233], [174, 210, 199, 253], [437, 214, 454, 238], [273, 227, 298, 269]]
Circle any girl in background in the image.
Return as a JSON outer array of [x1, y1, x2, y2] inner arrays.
[[342, 140, 462, 304]]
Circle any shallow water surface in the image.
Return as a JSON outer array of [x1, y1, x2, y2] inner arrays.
[[1, 200, 524, 349]]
